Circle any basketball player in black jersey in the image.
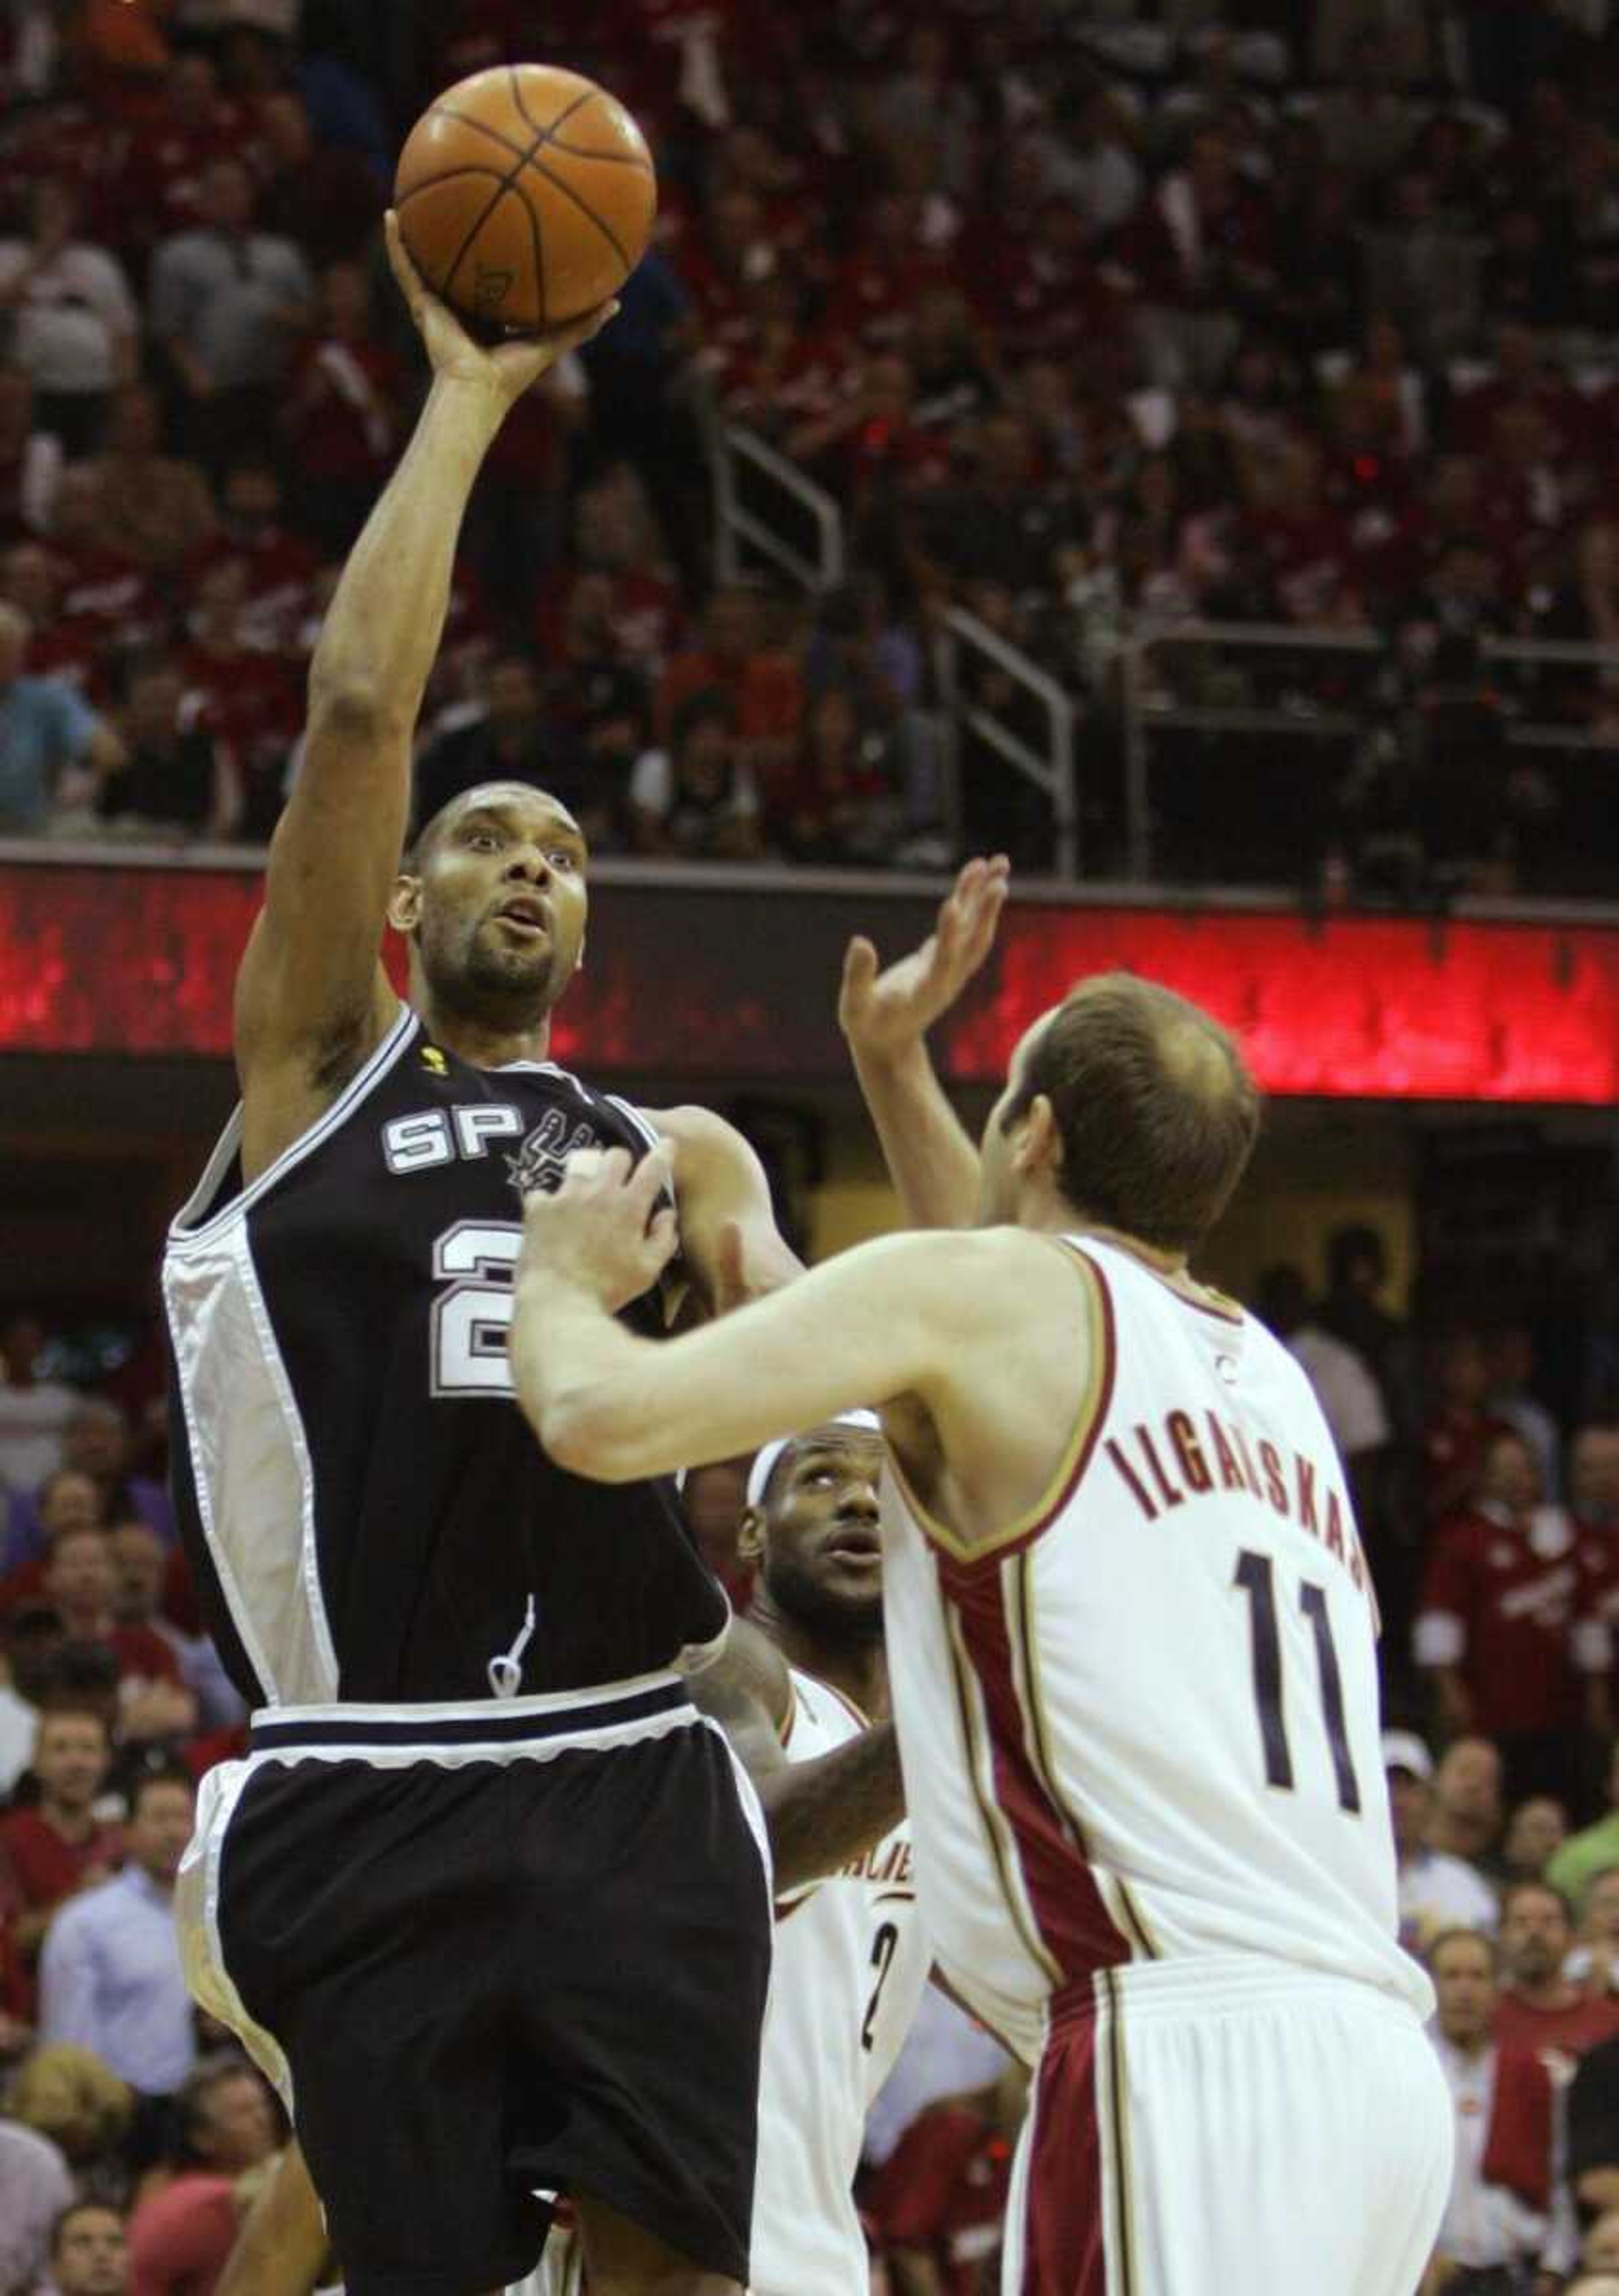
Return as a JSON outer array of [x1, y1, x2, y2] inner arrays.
[[159, 219, 846, 2296]]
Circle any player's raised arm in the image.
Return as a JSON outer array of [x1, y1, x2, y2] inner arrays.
[[838, 856, 1009, 1230], [233, 215, 614, 1179]]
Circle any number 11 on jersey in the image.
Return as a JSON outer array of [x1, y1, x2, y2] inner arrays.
[[1234, 1549, 1362, 1814]]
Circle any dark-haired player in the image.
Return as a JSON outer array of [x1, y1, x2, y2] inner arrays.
[[163, 220, 805, 2296], [514, 903, 1453, 2296]]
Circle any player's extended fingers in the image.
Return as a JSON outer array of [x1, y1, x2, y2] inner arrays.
[[382, 211, 426, 316], [838, 935, 878, 1018]]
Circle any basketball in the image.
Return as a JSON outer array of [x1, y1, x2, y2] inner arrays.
[[393, 65, 656, 334]]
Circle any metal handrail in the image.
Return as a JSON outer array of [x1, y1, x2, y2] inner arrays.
[[1119, 620, 1619, 878], [712, 423, 844, 592], [934, 605, 1078, 877]]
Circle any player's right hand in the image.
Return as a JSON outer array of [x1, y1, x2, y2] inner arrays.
[[838, 854, 1010, 1060], [520, 1144, 679, 1314], [384, 211, 618, 408]]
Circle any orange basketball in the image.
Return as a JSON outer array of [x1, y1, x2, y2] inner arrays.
[[394, 65, 656, 333]]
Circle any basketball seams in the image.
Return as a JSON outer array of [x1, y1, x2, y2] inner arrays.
[[522, 147, 632, 272], [438, 98, 574, 320], [406, 73, 647, 323], [395, 166, 511, 209], [544, 137, 654, 171]]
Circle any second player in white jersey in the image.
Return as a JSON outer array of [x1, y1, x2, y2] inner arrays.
[[882, 1233, 1427, 2064], [758, 1665, 929, 2296]]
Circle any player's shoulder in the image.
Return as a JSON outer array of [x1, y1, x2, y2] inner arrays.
[[691, 1611, 793, 1738]]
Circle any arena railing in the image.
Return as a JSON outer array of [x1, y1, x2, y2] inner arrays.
[[1119, 620, 1619, 881], [933, 603, 1081, 878], [712, 422, 845, 592]]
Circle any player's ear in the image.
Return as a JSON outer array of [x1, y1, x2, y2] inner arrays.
[[1014, 1092, 1058, 1176], [389, 874, 422, 933], [737, 1506, 765, 1566]]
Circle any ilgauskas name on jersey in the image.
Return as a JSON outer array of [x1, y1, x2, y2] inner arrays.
[[1104, 1409, 1371, 1600]]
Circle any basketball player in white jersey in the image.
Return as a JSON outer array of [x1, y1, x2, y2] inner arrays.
[[543, 1411, 929, 2296], [215, 1423, 918, 2296], [510, 876, 1454, 2296]]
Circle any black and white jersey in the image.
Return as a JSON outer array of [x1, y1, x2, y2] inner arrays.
[[162, 1007, 729, 1710]]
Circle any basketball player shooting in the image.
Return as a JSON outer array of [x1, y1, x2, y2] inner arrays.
[[511, 896, 1455, 2296], [159, 222, 822, 2296]]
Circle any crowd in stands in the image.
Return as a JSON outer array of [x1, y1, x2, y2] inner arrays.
[[6, 3, 1619, 885]]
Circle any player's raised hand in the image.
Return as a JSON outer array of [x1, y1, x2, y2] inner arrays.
[[384, 211, 618, 407], [839, 855, 1010, 1062], [519, 1144, 679, 1313]]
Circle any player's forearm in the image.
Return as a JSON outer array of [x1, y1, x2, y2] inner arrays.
[[308, 376, 504, 731], [511, 1281, 658, 1479], [853, 1039, 982, 1230], [759, 1720, 904, 1893]]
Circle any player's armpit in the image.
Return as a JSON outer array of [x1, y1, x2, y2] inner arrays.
[[644, 1104, 805, 1311]]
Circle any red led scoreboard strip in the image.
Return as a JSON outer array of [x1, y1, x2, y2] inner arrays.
[[945, 906, 1619, 1103], [1, 859, 1617, 1103]]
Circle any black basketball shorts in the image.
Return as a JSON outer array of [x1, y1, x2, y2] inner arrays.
[[175, 1673, 772, 2296]]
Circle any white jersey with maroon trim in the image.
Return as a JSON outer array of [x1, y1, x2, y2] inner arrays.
[[751, 1667, 930, 2296], [880, 1234, 1430, 2067]]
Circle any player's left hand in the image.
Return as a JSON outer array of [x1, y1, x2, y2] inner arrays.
[[520, 1144, 679, 1313]]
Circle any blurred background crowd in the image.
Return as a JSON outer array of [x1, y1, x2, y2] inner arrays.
[[8, 1, 1619, 2293], [8, 0, 1619, 886]]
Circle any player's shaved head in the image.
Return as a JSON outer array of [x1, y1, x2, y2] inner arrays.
[[1000, 972, 1259, 1253], [406, 781, 584, 872]]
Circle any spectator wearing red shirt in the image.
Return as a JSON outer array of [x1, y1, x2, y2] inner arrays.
[[825, 192, 953, 351], [1427, 1927, 1557, 2284], [769, 687, 903, 867], [254, 91, 383, 271], [127, 2057, 280, 2296], [1119, 127, 1277, 392], [1421, 1329, 1517, 1529], [1573, 1427, 1619, 1734], [0, 1705, 121, 1969], [279, 261, 401, 556], [202, 462, 318, 658], [40, 1529, 193, 1744], [656, 584, 801, 789], [1495, 1880, 1619, 2079], [786, 350, 949, 512], [1242, 438, 1355, 626], [176, 559, 301, 843], [0, 542, 104, 698], [1416, 1431, 1581, 1800], [42, 467, 159, 665], [866, 2067, 1026, 2296], [969, 196, 1127, 369], [110, 54, 244, 259]]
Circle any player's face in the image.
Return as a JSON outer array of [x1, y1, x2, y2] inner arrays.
[[754, 1428, 886, 1635], [406, 791, 589, 1023]]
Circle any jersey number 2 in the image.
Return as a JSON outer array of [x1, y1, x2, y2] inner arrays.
[[862, 1921, 900, 2052], [1234, 1550, 1361, 1813], [430, 1222, 521, 1397]]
